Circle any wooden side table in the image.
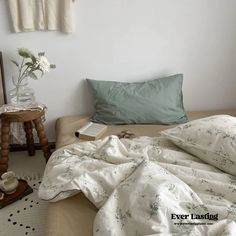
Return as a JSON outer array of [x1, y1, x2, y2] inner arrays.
[[0, 109, 51, 175]]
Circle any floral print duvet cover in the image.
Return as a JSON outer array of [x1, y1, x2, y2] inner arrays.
[[39, 135, 236, 236]]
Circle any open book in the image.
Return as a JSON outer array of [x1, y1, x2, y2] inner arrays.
[[75, 122, 107, 141]]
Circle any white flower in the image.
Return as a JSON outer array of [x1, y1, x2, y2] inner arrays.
[[36, 56, 51, 73], [17, 48, 33, 58], [11, 48, 55, 85]]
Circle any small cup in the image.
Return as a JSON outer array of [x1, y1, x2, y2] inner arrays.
[[0, 171, 19, 195]]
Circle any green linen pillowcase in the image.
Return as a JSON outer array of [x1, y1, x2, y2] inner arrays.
[[87, 74, 188, 125]]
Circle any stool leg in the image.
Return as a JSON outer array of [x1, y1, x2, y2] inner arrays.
[[24, 121, 35, 156], [0, 120, 10, 175], [33, 118, 51, 162]]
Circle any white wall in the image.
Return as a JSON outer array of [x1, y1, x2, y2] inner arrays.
[[1, 0, 236, 141]]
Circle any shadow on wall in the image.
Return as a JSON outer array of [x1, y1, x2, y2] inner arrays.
[[75, 79, 94, 115]]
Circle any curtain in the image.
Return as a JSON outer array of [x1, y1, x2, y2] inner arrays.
[[8, 0, 75, 33]]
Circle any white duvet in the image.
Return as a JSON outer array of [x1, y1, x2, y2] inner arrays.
[[39, 136, 236, 236]]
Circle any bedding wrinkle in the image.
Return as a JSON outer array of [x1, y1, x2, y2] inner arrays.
[[40, 135, 236, 235]]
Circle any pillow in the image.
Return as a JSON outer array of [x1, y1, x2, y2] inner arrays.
[[87, 74, 188, 125], [161, 115, 236, 176]]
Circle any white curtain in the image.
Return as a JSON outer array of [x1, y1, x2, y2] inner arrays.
[[8, 0, 75, 33]]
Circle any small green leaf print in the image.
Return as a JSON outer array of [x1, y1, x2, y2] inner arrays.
[[150, 202, 159, 217], [115, 208, 132, 229]]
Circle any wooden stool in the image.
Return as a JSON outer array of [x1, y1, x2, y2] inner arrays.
[[0, 109, 51, 175]]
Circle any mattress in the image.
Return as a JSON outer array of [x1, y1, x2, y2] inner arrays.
[[46, 110, 236, 236]]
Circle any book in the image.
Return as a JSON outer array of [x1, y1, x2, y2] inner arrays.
[[75, 122, 107, 141]]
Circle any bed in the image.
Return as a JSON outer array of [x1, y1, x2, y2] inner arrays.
[[41, 109, 236, 236]]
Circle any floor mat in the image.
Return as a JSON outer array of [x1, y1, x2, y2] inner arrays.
[[0, 151, 48, 236]]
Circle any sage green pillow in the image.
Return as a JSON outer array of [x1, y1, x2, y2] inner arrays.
[[87, 74, 188, 125]]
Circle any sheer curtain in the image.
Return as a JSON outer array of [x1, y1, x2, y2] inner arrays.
[[8, 0, 75, 33]]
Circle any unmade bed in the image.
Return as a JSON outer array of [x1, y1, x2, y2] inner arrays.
[[41, 110, 236, 236]]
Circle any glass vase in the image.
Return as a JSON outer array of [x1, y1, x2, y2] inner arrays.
[[9, 76, 35, 106]]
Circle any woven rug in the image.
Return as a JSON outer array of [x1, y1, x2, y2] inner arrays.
[[0, 151, 48, 236]]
